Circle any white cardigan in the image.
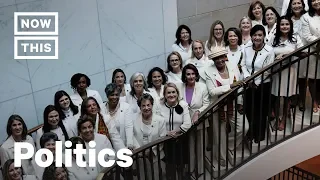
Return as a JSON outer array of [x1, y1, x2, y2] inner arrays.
[[104, 101, 134, 147]]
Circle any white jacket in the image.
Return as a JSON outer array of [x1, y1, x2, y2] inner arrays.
[[70, 89, 105, 114]]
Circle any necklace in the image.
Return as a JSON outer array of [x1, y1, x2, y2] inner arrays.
[[218, 67, 226, 74]]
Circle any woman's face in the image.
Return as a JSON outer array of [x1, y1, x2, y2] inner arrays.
[[213, 56, 227, 70], [252, 4, 263, 19], [140, 99, 153, 117], [58, 95, 70, 110], [77, 76, 87, 93], [8, 163, 22, 180], [240, 18, 252, 33], [180, 28, 190, 42], [44, 139, 56, 154], [265, 9, 277, 25], [55, 167, 68, 180], [86, 99, 99, 115], [185, 69, 196, 85], [80, 121, 94, 142], [280, 19, 291, 35], [108, 89, 120, 107], [228, 31, 239, 46], [291, 0, 304, 15], [11, 120, 23, 137], [252, 30, 265, 47], [133, 75, 144, 92], [165, 87, 178, 104], [312, 0, 320, 11], [214, 24, 224, 40], [48, 110, 60, 127], [169, 54, 181, 70], [114, 72, 125, 86], [192, 42, 204, 59], [152, 71, 163, 88]]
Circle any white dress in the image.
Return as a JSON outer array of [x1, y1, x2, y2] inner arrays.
[[271, 36, 304, 97]]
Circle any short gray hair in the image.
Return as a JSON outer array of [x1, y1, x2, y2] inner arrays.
[[105, 83, 121, 97], [129, 72, 149, 96]]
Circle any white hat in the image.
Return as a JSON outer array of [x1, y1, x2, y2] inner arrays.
[[208, 47, 228, 60]]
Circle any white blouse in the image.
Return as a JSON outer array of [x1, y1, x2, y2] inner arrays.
[[172, 43, 193, 63], [166, 71, 182, 84], [35, 126, 73, 150], [265, 23, 277, 45], [252, 19, 263, 27], [159, 100, 192, 133], [241, 44, 275, 85], [62, 108, 79, 137]]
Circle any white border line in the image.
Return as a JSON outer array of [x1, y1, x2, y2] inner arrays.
[[14, 12, 58, 35], [14, 36, 59, 59]]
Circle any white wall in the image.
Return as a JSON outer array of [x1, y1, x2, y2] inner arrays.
[[177, 0, 284, 41], [0, 0, 177, 143], [225, 126, 320, 180]]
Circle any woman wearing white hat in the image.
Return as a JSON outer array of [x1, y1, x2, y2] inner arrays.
[[204, 47, 248, 166]]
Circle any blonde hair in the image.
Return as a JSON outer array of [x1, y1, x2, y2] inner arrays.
[[239, 16, 252, 32], [191, 40, 205, 59], [163, 83, 181, 102]]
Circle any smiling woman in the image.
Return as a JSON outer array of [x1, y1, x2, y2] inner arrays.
[[0, 115, 37, 178]]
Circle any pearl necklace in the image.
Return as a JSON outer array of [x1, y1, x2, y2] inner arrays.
[[218, 67, 227, 74]]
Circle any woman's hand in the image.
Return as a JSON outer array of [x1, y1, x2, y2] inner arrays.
[[230, 80, 246, 88], [167, 130, 180, 138], [237, 104, 243, 114], [275, 54, 286, 60], [191, 111, 200, 124]]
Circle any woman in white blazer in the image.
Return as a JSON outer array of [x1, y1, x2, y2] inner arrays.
[[36, 105, 73, 150], [54, 90, 80, 137], [172, 25, 193, 63], [241, 25, 275, 143], [225, 27, 245, 80], [205, 47, 248, 166], [70, 73, 105, 114], [34, 132, 61, 180], [133, 94, 167, 180], [159, 83, 192, 180], [80, 97, 125, 151], [185, 40, 212, 84], [281, 0, 308, 15], [2, 159, 37, 180], [177, 64, 210, 177], [301, 0, 320, 112], [239, 17, 253, 47], [111, 68, 131, 103], [0, 115, 36, 177], [165, 52, 183, 84], [126, 72, 160, 114], [104, 83, 134, 149], [263, 7, 280, 45], [147, 67, 167, 100], [205, 21, 225, 55], [270, 16, 305, 130], [248, 1, 266, 27], [66, 137, 99, 180]]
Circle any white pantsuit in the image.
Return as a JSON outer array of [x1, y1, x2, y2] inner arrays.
[[94, 113, 125, 151], [172, 43, 193, 64], [205, 62, 249, 160], [301, 13, 320, 79], [176, 82, 210, 174], [35, 126, 74, 150], [70, 89, 105, 114], [270, 35, 304, 97], [184, 55, 213, 84], [67, 157, 98, 180], [133, 113, 167, 180], [227, 46, 244, 80], [148, 85, 165, 101], [62, 108, 80, 137], [104, 101, 134, 147], [265, 23, 277, 45], [0, 136, 37, 177], [120, 84, 131, 103]]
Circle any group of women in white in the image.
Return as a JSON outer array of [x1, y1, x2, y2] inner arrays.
[[0, 0, 320, 179]]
